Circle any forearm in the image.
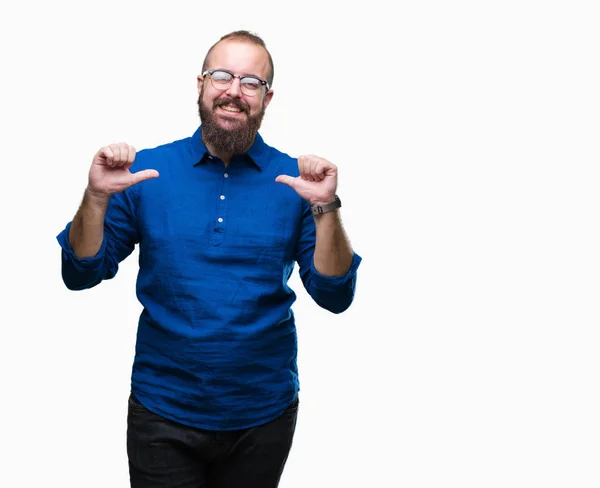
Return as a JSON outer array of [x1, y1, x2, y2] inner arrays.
[[312, 209, 354, 276], [68, 188, 111, 258]]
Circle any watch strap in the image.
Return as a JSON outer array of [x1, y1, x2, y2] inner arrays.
[[311, 195, 341, 215]]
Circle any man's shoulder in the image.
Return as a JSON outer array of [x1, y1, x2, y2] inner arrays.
[[259, 137, 299, 175], [133, 133, 195, 169]]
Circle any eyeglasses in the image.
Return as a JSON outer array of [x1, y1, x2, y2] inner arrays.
[[202, 69, 270, 97]]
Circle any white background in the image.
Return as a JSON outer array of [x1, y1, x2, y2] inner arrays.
[[1, 0, 599, 487]]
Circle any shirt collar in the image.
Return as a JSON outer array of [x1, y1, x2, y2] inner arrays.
[[190, 125, 268, 170]]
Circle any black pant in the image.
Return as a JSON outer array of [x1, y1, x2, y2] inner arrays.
[[127, 393, 299, 488]]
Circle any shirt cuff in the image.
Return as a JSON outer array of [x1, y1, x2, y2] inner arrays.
[[56, 222, 107, 271], [309, 252, 362, 291]]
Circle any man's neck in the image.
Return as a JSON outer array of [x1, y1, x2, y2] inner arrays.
[[206, 145, 234, 166], [203, 140, 254, 167]]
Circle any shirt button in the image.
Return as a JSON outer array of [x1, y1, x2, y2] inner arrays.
[[218, 217, 223, 223], [220, 195, 225, 200], [224, 173, 229, 178]]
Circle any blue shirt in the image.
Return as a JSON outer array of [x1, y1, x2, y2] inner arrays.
[[57, 127, 362, 430]]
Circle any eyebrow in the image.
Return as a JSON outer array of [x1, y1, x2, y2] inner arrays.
[[218, 69, 263, 79]]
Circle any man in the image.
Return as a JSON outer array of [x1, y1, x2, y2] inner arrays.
[[57, 30, 361, 487]]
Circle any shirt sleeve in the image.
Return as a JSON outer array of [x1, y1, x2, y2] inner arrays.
[[56, 184, 140, 291], [294, 199, 362, 314]]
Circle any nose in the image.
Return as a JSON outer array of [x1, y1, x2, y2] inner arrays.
[[225, 77, 243, 98]]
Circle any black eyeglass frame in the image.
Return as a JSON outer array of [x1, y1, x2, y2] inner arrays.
[[202, 69, 270, 94]]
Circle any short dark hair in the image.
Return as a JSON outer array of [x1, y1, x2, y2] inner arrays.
[[201, 30, 274, 87]]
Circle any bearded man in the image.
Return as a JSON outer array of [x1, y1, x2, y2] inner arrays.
[[57, 30, 362, 488]]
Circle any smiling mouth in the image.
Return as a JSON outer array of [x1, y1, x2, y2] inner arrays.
[[220, 104, 243, 112], [216, 103, 247, 116]]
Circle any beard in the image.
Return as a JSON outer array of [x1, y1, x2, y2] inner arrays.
[[198, 87, 266, 155]]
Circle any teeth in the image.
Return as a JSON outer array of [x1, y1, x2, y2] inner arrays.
[[221, 105, 242, 113]]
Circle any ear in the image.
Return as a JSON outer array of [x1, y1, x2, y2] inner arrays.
[[197, 75, 204, 94], [263, 89, 274, 110]]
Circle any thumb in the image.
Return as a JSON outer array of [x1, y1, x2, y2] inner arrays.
[[130, 169, 160, 186], [275, 174, 297, 188]]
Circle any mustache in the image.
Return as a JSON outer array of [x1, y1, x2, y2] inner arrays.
[[213, 97, 249, 113]]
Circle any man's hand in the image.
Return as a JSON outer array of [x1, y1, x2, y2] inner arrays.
[[275, 155, 338, 206], [87, 142, 159, 198]]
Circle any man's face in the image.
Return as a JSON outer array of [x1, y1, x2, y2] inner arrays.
[[198, 40, 273, 155]]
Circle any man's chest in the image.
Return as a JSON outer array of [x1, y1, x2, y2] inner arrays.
[[137, 173, 303, 260]]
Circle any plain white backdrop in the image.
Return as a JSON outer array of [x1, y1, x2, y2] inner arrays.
[[1, 0, 599, 486]]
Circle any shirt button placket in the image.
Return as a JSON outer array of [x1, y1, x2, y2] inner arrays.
[[214, 170, 229, 240], [218, 173, 228, 224]]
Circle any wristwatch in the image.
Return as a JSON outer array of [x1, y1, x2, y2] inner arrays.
[[311, 195, 341, 215]]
